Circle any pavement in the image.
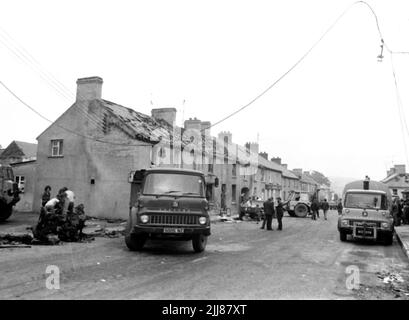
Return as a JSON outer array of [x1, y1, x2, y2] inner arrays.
[[395, 225, 409, 259]]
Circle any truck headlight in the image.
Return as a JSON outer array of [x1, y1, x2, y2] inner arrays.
[[199, 217, 207, 225], [381, 222, 389, 229], [341, 220, 349, 226], [140, 215, 149, 223]]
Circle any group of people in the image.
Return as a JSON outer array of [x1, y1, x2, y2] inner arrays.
[[310, 198, 338, 220], [260, 197, 284, 231], [392, 196, 409, 226], [41, 185, 76, 213]]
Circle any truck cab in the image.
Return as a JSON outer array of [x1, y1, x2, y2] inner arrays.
[[0, 164, 20, 222], [125, 168, 211, 252], [338, 179, 394, 245]]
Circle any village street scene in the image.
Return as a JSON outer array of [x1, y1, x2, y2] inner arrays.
[[2, 0, 409, 302]]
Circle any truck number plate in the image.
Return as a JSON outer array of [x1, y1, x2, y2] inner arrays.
[[356, 228, 374, 237], [163, 228, 184, 234]]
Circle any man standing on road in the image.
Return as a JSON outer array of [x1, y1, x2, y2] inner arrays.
[[261, 197, 275, 230], [311, 199, 319, 220], [322, 199, 330, 220], [337, 199, 343, 216], [276, 197, 284, 230]]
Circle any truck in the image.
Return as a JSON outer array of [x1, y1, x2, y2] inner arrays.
[[0, 164, 20, 222], [337, 178, 394, 245], [283, 190, 312, 218], [125, 168, 211, 253]]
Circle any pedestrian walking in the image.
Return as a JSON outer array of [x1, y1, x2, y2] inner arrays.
[[41, 185, 51, 207], [310, 199, 319, 220], [322, 199, 330, 220], [275, 197, 284, 230], [336, 199, 343, 216], [403, 198, 409, 225], [261, 198, 275, 230]]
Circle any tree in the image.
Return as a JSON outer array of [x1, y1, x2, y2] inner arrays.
[[310, 171, 331, 187]]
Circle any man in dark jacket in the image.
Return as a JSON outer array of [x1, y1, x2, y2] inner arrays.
[[336, 199, 343, 216], [261, 198, 275, 230], [275, 197, 284, 230], [311, 199, 319, 220], [322, 199, 330, 220]]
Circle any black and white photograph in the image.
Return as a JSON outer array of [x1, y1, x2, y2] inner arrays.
[[1, 0, 409, 306]]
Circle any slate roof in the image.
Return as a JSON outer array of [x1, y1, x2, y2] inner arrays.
[[0, 141, 37, 160]]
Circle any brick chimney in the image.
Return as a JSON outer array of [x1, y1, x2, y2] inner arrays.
[[394, 164, 406, 175], [76, 76, 103, 101], [245, 142, 259, 155], [271, 157, 281, 165], [282, 164, 288, 169], [259, 152, 268, 160], [201, 121, 211, 137], [151, 108, 177, 126], [183, 117, 201, 130]]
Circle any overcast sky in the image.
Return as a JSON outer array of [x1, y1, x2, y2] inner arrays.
[[1, 0, 409, 181]]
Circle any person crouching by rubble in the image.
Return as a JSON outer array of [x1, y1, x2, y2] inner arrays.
[[41, 185, 51, 207]]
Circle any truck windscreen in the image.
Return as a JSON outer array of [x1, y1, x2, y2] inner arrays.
[[143, 173, 204, 196], [345, 193, 387, 210]]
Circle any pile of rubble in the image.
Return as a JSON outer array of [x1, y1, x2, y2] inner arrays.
[[376, 270, 409, 299]]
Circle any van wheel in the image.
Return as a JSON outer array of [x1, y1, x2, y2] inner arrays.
[[384, 233, 393, 246], [192, 234, 207, 253], [340, 231, 347, 242]]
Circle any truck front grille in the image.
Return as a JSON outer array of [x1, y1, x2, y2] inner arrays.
[[148, 214, 199, 226]]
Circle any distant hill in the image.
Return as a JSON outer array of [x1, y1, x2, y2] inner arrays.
[[328, 176, 359, 196]]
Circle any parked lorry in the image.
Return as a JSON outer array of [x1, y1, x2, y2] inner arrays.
[[283, 191, 312, 218], [125, 168, 211, 253], [337, 178, 394, 245], [0, 164, 20, 222]]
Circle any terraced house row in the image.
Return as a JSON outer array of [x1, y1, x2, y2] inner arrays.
[[1, 77, 333, 219]]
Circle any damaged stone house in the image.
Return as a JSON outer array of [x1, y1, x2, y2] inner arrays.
[[34, 76, 289, 219], [0, 140, 37, 211]]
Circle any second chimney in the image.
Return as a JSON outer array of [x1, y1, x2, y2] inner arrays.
[[76, 76, 103, 101]]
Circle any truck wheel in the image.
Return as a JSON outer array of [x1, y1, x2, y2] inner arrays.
[[125, 233, 146, 251], [294, 204, 308, 218], [384, 233, 393, 246], [192, 234, 207, 253], [340, 231, 347, 242], [124, 219, 146, 251], [0, 203, 13, 222]]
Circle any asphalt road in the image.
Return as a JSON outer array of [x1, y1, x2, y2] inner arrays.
[[1, 210, 408, 299]]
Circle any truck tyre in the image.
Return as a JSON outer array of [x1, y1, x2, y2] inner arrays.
[[125, 233, 146, 251], [294, 203, 308, 218], [384, 233, 393, 246], [192, 234, 207, 253], [124, 219, 146, 251], [0, 202, 13, 222], [340, 231, 347, 242]]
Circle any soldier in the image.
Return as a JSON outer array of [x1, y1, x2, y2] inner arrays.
[[41, 186, 51, 207], [392, 197, 402, 226], [261, 198, 275, 230], [403, 197, 409, 225], [275, 197, 284, 230]]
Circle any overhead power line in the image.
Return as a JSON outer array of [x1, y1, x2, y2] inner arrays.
[[204, 1, 409, 132], [0, 27, 107, 132]]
